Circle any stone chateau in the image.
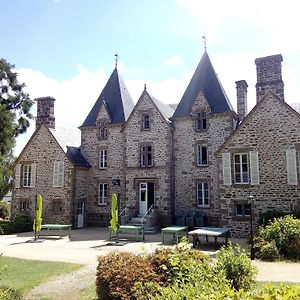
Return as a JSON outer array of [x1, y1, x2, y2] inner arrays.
[[11, 51, 300, 237]]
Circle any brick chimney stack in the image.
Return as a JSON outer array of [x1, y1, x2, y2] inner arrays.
[[255, 54, 284, 103], [35, 96, 56, 129], [235, 80, 248, 121]]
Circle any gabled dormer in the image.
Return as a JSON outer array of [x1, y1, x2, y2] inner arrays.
[[81, 67, 135, 127], [173, 51, 234, 119]]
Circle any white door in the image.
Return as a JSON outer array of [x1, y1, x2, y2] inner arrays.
[[77, 202, 84, 228], [139, 183, 148, 215]]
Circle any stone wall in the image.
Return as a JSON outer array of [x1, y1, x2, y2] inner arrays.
[[217, 92, 300, 237], [12, 125, 75, 225], [173, 91, 236, 225]]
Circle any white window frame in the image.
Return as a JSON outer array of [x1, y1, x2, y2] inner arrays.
[[99, 149, 107, 169], [234, 153, 249, 184], [98, 183, 108, 205], [197, 144, 208, 166], [53, 161, 64, 187], [22, 164, 32, 187], [197, 182, 209, 207]]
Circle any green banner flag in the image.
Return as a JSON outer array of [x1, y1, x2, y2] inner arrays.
[[33, 194, 43, 232], [110, 193, 118, 234]]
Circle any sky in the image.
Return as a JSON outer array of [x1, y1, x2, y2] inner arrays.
[[2, 0, 300, 155]]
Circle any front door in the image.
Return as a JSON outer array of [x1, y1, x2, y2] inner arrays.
[[77, 201, 84, 228], [139, 182, 154, 215]]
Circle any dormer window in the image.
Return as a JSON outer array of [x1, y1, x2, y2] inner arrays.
[[142, 114, 150, 130], [196, 111, 207, 131], [99, 120, 108, 139]]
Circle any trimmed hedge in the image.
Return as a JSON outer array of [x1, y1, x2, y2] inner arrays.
[[0, 214, 32, 235]]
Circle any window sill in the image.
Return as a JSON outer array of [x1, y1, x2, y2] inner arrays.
[[232, 216, 251, 221], [98, 203, 107, 206], [197, 164, 209, 167], [198, 205, 209, 209], [99, 167, 107, 170]]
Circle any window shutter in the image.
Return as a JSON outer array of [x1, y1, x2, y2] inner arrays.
[[58, 162, 64, 187], [15, 164, 21, 188], [222, 153, 232, 186], [250, 151, 260, 185], [53, 161, 59, 186], [30, 163, 36, 187], [286, 149, 298, 185]]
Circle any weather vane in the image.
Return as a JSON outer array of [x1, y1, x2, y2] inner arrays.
[[115, 54, 118, 68], [144, 83, 147, 90], [202, 35, 207, 51]]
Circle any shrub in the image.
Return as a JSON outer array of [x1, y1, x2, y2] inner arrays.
[[96, 252, 159, 300], [214, 243, 257, 291], [0, 287, 23, 300], [259, 210, 286, 227], [258, 215, 300, 260], [0, 214, 32, 235], [259, 241, 280, 261], [0, 202, 9, 220]]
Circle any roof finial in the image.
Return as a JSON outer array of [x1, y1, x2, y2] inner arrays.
[[144, 83, 147, 91], [202, 35, 207, 52], [114, 54, 118, 68]]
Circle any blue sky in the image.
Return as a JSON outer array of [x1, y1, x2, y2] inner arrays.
[[2, 0, 300, 154]]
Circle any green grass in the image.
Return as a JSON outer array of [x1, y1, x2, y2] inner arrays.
[[79, 284, 97, 300], [0, 256, 82, 293]]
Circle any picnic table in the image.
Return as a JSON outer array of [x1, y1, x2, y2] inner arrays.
[[161, 226, 188, 244], [109, 225, 145, 241], [38, 224, 72, 238], [188, 227, 230, 248]]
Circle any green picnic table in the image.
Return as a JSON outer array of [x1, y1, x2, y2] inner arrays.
[[38, 224, 72, 238], [161, 226, 188, 244]]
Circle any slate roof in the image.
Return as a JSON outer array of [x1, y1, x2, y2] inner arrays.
[[173, 51, 234, 118], [149, 92, 175, 122], [50, 127, 90, 167], [81, 68, 135, 126]]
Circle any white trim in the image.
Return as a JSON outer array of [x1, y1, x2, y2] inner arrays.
[[98, 183, 108, 205], [234, 153, 249, 184], [197, 182, 209, 207]]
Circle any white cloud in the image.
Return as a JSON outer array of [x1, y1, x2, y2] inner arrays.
[[164, 54, 183, 67]]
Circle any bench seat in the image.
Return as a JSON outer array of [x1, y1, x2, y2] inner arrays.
[[109, 225, 145, 241], [38, 224, 72, 238], [161, 226, 188, 244]]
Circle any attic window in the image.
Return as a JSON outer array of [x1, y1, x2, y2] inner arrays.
[[99, 120, 108, 139], [142, 114, 150, 130], [196, 111, 207, 131]]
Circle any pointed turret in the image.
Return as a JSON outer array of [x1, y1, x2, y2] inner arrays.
[[173, 51, 234, 117], [81, 67, 134, 126]]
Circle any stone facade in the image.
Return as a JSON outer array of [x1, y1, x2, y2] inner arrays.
[[217, 92, 300, 237]]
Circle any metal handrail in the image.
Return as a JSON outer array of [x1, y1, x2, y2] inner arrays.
[[140, 204, 154, 225], [119, 206, 128, 217]]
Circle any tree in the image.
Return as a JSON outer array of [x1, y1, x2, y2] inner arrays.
[[0, 58, 33, 199]]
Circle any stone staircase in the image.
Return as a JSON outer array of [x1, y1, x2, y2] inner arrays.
[[122, 215, 159, 234]]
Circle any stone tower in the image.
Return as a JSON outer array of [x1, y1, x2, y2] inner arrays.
[[255, 54, 284, 103], [35, 96, 56, 129], [235, 80, 248, 121]]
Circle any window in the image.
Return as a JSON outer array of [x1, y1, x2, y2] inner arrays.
[[235, 203, 251, 217], [20, 201, 30, 211], [142, 114, 150, 130], [99, 149, 107, 169], [197, 182, 209, 206], [53, 161, 64, 187], [52, 201, 62, 214], [196, 111, 207, 131], [22, 164, 32, 187], [98, 183, 108, 205], [234, 153, 249, 184], [140, 144, 153, 167], [197, 144, 208, 166], [99, 121, 108, 139]]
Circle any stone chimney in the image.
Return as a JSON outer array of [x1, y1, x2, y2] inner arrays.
[[35, 96, 56, 129], [255, 54, 284, 103], [235, 80, 248, 121]]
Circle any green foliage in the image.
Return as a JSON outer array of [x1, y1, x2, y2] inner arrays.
[[260, 210, 300, 227], [0, 202, 9, 219], [257, 215, 300, 260], [256, 284, 300, 299], [0, 154, 13, 201], [259, 241, 281, 261], [96, 252, 160, 300], [0, 214, 32, 234], [0, 287, 23, 300], [215, 243, 257, 291]]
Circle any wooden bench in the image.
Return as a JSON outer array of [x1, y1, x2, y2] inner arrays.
[[38, 224, 72, 238], [188, 227, 230, 248], [161, 226, 188, 244], [109, 225, 145, 241]]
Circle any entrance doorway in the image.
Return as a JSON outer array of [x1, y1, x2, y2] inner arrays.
[[139, 182, 154, 215]]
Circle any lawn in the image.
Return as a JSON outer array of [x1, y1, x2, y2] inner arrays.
[[0, 256, 82, 293]]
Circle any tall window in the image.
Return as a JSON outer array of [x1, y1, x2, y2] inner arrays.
[[22, 164, 32, 187], [53, 161, 64, 187], [140, 144, 153, 167], [99, 149, 107, 169], [98, 183, 108, 205], [234, 153, 249, 184], [196, 111, 207, 131], [197, 144, 208, 166], [197, 182, 209, 206], [99, 121, 108, 139], [142, 114, 150, 130]]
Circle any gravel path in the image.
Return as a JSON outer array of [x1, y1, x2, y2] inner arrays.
[[25, 264, 97, 300]]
